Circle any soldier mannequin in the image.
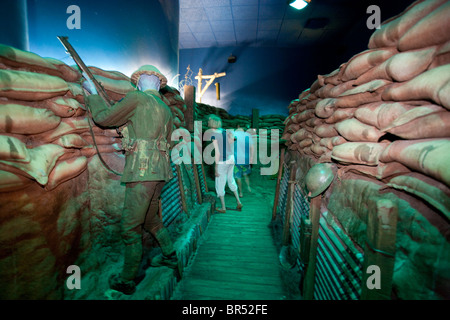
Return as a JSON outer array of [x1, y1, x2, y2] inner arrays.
[[83, 65, 178, 295]]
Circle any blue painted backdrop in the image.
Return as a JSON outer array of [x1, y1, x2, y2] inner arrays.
[[25, 0, 179, 84]]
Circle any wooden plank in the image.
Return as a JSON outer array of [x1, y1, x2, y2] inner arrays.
[[187, 267, 283, 285], [191, 256, 281, 271], [181, 278, 285, 296]]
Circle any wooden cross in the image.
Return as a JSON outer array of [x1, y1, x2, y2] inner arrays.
[[195, 68, 226, 102]]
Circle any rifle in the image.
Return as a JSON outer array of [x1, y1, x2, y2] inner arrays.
[[57, 36, 113, 106], [57, 36, 123, 176]]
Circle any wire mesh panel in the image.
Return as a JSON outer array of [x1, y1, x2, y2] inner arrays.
[[161, 162, 184, 226], [314, 212, 364, 300], [196, 164, 208, 196], [185, 164, 199, 204], [292, 184, 310, 273], [277, 162, 290, 225]]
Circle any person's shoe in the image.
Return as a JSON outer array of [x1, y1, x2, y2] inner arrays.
[[216, 208, 226, 213], [108, 274, 136, 295], [236, 203, 243, 211], [150, 252, 178, 269]]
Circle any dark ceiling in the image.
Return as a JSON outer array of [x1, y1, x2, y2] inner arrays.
[[179, 0, 415, 49]]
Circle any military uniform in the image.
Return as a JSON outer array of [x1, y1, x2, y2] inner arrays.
[[86, 83, 176, 287]]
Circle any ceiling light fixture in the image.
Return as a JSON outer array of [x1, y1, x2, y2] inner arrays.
[[288, 0, 311, 10]]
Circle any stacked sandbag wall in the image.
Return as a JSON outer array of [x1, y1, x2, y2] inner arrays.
[[281, 0, 449, 299], [0, 43, 194, 299]]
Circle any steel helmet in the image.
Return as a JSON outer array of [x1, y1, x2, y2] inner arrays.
[[305, 163, 336, 197]]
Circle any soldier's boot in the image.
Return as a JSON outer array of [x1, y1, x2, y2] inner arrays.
[[151, 228, 178, 269], [109, 241, 142, 295]]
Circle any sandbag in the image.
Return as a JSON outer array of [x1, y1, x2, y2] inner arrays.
[[368, 0, 447, 49], [66, 82, 85, 103], [343, 161, 410, 181], [0, 70, 69, 101], [387, 172, 450, 218], [295, 109, 315, 123], [291, 129, 312, 143], [0, 135, 29, 161], [320, 67, 342, 86], [299, 138, 313, 148], [170, 106, 185, 122], [89, 66, 130, 81], [45, 156, 88, 191], [314, 124, 338, 138], [0, 169, 33, 192], [299, 89, 310, 100], [340, 48, 397, 81], [286, 123, 300, 134], [398, 2, 450, 52], [335, 80, 389, 108], [331, 136, 347, 146], [33, 117, 90, 142], [58, 149, 82, 161], [354, 102, 415, 129], [315, 98, 336, 118], [324, 108, 355, 124], [319, 137, 334, 150], [328, 80, 357, 98], [380, 138, 450, 186], [0, 44, 61, 77], [93, 75, 135, 101], [81, 133, 119, 146], [80, 144, 121, 158], [383, 110, 449, 139], [316, 84, 334, 99], [173, 116, 182, 128], [335, 118, 383, 142], [0, 143, 65, 185], [44, 57, 82, 82], [0, 103, 61, 134], [305, 117, 323, 127], [355, 46, 437, 84], [44, 96, 85, 118], [331, 142, 389, 166], [54, 134, 90, 148], [429, 40, 450, 69], [381, 65, 450, 109], [310, 143, 327, 156]]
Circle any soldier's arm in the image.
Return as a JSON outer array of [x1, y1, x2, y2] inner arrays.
[[86, 91, 146, 127]]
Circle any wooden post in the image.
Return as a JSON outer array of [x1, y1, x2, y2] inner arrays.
[[252, 108, 259, 129], [192, 163, 203, 204], [175, 164, 188, 215], [360, 199, 398, 300], [197, 68, 203, 102], [183, 85, 195, 132], [302, 195, 322, 300], [195, 69, 226, 103], [272, 148, 286, 220]]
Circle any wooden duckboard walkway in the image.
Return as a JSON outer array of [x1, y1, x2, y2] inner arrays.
[[173, 188, 286, 300]]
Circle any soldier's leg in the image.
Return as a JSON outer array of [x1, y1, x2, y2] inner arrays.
[[120, 181, 156, 281], [144, 181, 178, 268]]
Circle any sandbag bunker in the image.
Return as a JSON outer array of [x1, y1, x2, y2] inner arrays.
[[278, 0, 449, 300]]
